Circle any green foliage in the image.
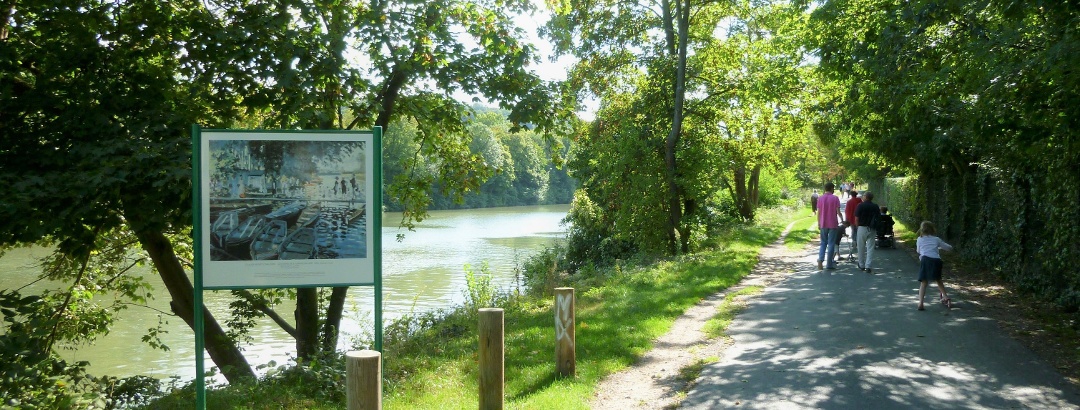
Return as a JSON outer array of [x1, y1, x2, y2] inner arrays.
[[546, 0, 821, 254], [560, 191, 638, 272], [0, 290, 165, 409], [697, 0, 813, 221], [809, 0, 1080, 311], [382, 110, 577, 214], [544, 0, 720, 254], [566, 89, 675, 254], [462, 262, 497, 310], [1, 0, 571, 382], [887, 170, 1080, 312], [518, 244, 567, 297], [0, 229, 171, 408], [756, 166, 801, 209], [881, 177, 921, 229], [139, 357, 346, 410]]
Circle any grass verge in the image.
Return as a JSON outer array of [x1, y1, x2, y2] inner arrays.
[[142, 206, 805, 409], [783, 215, 818, 251]]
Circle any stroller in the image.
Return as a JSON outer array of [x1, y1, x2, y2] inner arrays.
[[875, 210, 896, 249]]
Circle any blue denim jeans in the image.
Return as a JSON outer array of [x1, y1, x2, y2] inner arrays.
[[818, 227, 840, 267]]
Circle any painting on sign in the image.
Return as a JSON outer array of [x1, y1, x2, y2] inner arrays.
[[199, 131, 377, 288]]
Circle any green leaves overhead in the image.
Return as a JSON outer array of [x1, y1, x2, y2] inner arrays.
[[350, 0, 557, 130], [1, 0, 569, 383], [808, 0, 1080, 172], [1, 0, 202, 255]]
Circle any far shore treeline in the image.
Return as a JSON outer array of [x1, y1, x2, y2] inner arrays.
[[383, 107, 577, 212]]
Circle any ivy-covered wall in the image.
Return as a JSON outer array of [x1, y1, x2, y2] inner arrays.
[[883, 166, 1080, 312]]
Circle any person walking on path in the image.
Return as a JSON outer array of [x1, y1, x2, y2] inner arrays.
[[844, 190, 862, 259], [810, 190, 819, 215], [916, 220, 954, 310], [816, 183, 844, 270], [854, 191, 879, 272]]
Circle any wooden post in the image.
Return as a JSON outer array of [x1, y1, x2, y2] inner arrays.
[[555, 287, 576, 378], [346, 350, 382, 410], [479, 308, 504, 410]]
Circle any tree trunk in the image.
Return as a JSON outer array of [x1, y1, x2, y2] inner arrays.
[[0, 4, 14, 40], [321, 286, 349, 352], [295, 287, 320, 361], [132, 227, 255, 383], [662, 0, 692, 255], [733, 166, 754, 221], [678, 198, 696, 253], [748, 164, 761, 220]]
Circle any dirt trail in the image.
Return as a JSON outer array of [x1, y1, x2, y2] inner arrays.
[[589, 220, 806, 409]]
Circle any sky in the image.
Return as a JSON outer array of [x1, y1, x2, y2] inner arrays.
[[465, 2, 599, 121], [521, 6, 600, 121]]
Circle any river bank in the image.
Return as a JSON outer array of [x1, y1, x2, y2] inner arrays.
[[0, 205, 569, 382], [141, 205, 806, 409]]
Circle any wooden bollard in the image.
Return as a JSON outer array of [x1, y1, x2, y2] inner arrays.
[[346, 350, 382, 410], [555, 287, 576, 378], [479, 308, 504, 410]]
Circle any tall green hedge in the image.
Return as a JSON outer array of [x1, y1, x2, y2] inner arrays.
[[806, 0, 1080, 313], [883, 166, 1080, 312]]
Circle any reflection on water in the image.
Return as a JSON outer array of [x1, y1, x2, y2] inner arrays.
[[0, 204, 568, 381]]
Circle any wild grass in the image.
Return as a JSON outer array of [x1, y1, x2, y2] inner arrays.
[[141, 206, 804, 409], [702, 286, 764, 339], [783, 211, 817, 251]]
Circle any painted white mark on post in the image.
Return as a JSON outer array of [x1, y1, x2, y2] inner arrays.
[[556, 292, 572, 341]]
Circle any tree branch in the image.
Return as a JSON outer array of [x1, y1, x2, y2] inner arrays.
[[45, 251, 93, 352], [235, 289, 297, 338], [116, 302, 178, 317]]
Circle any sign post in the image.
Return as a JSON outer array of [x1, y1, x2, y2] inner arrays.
[[191, 127, 383, 409]]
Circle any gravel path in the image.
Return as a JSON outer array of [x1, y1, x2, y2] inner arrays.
[[589, 220, 806, 409]]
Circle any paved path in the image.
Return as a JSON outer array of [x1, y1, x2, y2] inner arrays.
[[681, 234, 1080, 409]]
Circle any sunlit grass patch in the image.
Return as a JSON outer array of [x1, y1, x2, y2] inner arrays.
[[703, 286, 764, 339], [784, 217, 819, 250]]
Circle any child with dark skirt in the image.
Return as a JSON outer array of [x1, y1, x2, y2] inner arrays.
[[916, 221, 954, 310]]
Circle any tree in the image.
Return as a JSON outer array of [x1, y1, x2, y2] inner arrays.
[[1, 0, 561, 382], [467, 115, 516, 207], [0, 0, 258, 382], [544, 0, 729, 253], [548, 0, 818, 251], [565, 86, 674, 254], [696, 0, 810, 220]]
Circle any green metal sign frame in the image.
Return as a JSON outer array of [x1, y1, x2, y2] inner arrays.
[[191, 125, 383, 409]]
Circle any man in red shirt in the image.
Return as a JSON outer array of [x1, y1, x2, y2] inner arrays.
[[844, 191, 862, 259], [817, 183, 844, 270]]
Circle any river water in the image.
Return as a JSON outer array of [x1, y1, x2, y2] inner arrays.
[[0, 204, 568, 381]]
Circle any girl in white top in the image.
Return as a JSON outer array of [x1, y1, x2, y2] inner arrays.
[[916, 221, 954, 310]]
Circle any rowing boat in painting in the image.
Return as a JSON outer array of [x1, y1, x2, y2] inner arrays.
[[221, 215, 269, 259], [210, 210, 240, 250], [249, 219, 289, 260], [263, 200, 306, 226], [209, 204, 272, 251], [279, 219, 318, 260]]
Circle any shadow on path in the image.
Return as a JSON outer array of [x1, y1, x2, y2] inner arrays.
[[681, 240, 1080, 409]]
